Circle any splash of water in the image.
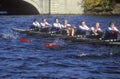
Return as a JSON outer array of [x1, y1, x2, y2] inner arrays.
[[53, 38, 66, 46], [0, 31, 19, 40]]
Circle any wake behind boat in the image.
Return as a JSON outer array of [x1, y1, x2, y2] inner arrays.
[[12, 27, 120, 46]]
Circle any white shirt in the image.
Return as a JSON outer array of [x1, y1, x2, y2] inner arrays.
[[91, 27, 102, 32], [61, 24, 71, 29], [108, 27, 119, 31], [53, 23, 62, 29], [41, 22, 52, 28], [79, 25, 90, 31], [33, 22, 41, 28]]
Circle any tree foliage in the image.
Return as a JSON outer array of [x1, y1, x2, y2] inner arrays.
[[82, 0, 110, 9], [83, 0, 101, 8]]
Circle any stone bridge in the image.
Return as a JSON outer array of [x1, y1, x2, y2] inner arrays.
[[0, 0, 120, 15], [0, 0, 84, 15]]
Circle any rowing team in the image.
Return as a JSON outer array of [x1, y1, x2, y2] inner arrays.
[[30, 18, 120, 40]]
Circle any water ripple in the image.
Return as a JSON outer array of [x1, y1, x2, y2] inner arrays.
[[0, 15, 120, 79]]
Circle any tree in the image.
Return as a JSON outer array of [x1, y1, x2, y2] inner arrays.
[[83, 0, 101, 9], [82, 0, 111, 12]]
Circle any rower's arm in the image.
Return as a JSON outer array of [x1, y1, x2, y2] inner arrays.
[[91, 30, 96, 35], [46, 22, 52, 27]]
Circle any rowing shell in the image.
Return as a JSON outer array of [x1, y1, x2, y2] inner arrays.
[[12, 28, 120, 46], [12, 28, 64, 37], [71, 38, 120, 46]]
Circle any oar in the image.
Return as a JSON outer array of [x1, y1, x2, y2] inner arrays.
[[19, 38, 32, 42], [19, 37, 59, 49], [44, 42, 59, 48], [19, 37, 51, 43]]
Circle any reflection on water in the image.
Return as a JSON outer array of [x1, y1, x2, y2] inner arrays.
[[0, 15, 120, 79]]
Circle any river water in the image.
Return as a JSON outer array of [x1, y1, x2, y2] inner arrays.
[[0, 15, 120, 79]]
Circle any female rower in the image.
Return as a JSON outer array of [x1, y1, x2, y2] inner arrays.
[[76, 21, 90, 35], [52, 18, 62, 33], [104, 21, 120, 40], [41, 18, 52, 32], [61, 20, 75, 36], [30, 19, 41, 31], [90, 22, 103, 39]]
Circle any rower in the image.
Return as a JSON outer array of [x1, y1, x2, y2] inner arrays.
[[90, 22, 103, 39], [30, 19, 41, 31], [52, 18, 62, 34], [76, 21, 90, 35], [61, 20, 75, 36], [104, 21, 120, 40], [40, 18, 52, 32]]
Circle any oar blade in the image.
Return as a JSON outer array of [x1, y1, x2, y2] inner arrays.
[[19, 38, 31, 42], [44, 42, 58, 48]]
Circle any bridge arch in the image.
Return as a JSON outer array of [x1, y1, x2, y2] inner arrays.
[[0, 0, 41, 15], [23, 0, 42, 14]]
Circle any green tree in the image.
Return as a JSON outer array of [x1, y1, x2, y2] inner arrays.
[[83, 0, 101, 9], [82, 0, 110, 10]]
